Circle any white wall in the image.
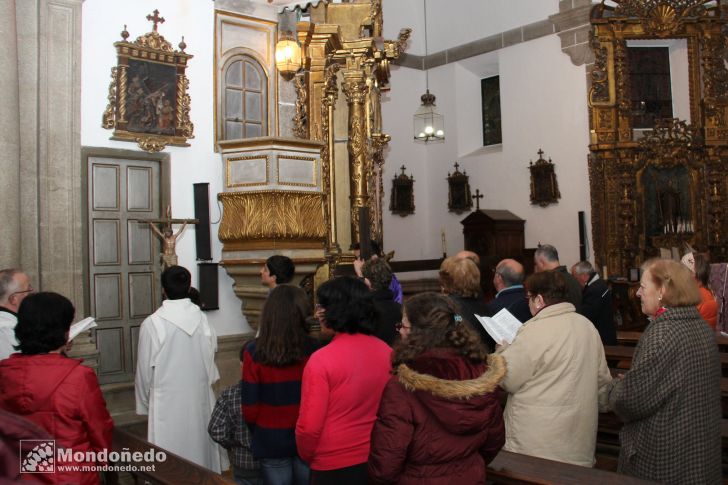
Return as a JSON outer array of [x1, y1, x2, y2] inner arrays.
[[382, 34, 593, 270], [80, 0, 275, 336], [383, 0, 560, 56]]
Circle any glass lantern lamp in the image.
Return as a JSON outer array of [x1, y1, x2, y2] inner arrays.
[[275, 31, 301, 80], [413, 90, 445, 143]]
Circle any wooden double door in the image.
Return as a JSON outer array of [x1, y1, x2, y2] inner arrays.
[[86, 151, 167, 384]]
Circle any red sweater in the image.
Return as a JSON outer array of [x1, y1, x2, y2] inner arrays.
[[296, 333, 391, 470]]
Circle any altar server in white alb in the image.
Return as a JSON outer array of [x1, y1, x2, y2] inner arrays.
[[135, 265, 224, 472]]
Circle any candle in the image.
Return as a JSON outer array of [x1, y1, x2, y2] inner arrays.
[[602, 265, 608, 279]]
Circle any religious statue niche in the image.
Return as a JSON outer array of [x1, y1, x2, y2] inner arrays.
[[389, 165, 415, 217], [102, 10, 194, 153], [643, 167, 693, 236], [528, 149, 560, 207], [447, 162, 473, 214]]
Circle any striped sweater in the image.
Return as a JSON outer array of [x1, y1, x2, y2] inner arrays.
[[241, 337, 320, 459]]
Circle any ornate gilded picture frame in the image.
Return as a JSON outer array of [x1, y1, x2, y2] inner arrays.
[[389, 165, 415, 217], [102, 11, 194, 152], [528, 149, 561, 207], [447, 162, 473, 214]]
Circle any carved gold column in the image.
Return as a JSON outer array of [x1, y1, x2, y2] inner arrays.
[[303, 25, 341, 142], [322, 62, 341, 256], [342, 69, 369, 245]]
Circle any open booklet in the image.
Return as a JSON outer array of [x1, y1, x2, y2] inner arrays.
[[474, 308, 523, 346], [69, 317, 97, 342]]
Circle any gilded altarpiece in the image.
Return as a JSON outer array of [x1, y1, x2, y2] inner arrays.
[[588, 0, 728, 277]]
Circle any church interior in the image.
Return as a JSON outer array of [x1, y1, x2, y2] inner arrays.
[[2, 0, 728, 482]]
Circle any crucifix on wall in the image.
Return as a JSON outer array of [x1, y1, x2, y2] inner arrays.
[[137, 206, 198, 270]]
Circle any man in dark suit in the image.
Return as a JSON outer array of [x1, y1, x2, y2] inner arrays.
[[534, 244, 582, 312], [485, 259, 532, 323], [571, 261, 617, 345]]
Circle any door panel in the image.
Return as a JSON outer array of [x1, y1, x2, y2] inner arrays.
[[88, 156, 162, 384]]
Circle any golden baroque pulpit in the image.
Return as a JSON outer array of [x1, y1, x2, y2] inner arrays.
[[217, 0, 410, 327]]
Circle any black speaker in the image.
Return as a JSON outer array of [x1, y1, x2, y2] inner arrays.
[[197, 262, 219, 311], [578, 211, 587, 262], [193, 183, 212, 261]]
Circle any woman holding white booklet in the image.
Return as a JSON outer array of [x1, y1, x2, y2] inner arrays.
[[497, 269, 612, 468]]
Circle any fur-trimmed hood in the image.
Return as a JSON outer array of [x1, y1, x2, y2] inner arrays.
[[394, 350, 506, 434]]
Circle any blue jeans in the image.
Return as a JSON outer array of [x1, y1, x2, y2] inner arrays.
[[233, 465, 264, 485], [260, 456, 309, 485]]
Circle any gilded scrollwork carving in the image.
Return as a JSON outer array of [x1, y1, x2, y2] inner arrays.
[[701, 33, 728, 113], [636, 118, 703, 169], [176, 75, 194, 139], [218, 191, 326, 242], [136, 137, 168, 153], [102, 67, 118, 129], [293, 74, 308, 139], [589, 35, 610, 105]]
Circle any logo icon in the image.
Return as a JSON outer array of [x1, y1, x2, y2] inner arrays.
[[20, 440, 55, 473]]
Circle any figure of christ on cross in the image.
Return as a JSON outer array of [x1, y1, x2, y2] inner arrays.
[[137, 206, 198, 270]]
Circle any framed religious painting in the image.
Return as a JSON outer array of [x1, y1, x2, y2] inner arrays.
[[389, 165, 415, 217], [447, 162, 473, 214], [102, 10, 194, 152]]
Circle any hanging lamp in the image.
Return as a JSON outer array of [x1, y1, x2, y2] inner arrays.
[[413, 0, 444, 143], [275, 30, 302, 80]]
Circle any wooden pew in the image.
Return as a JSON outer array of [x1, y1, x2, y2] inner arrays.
[[487, 450, 656, 484], [617, 331, 728, 351], [604, 345, 728, 374], [108, 428, 235, 485]]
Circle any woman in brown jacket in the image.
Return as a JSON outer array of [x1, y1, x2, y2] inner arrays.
[[368, 292, 506, 484]]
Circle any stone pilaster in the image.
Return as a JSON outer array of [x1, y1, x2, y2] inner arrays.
[[37, 0, 84, 310], [0, 0, 21, 268]]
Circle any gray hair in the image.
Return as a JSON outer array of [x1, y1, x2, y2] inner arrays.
[[0, 268, 21, 303], [572, 261, 594, 276], [496, 261, 524, 287], [535, 244, 559, 263]]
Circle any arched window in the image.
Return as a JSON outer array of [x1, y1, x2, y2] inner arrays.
[[223, 56, 267, 139]]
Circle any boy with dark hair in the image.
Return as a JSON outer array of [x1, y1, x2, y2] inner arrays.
[[260, 255, 296, 289], [208, 347, 262, 485]]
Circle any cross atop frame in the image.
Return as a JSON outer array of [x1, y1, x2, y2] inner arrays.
[[146, 9, 165, 32]]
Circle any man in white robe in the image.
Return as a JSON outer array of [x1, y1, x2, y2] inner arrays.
[[135, 265, 224, 472]]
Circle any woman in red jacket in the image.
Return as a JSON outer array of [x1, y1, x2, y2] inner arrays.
[[368, 292, 506, 485], [296, 277, 392, 485], [0, 292, 113, 485]]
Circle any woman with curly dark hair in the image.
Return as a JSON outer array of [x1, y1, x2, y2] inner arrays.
[[368, 292, 506, 485], [241, 285, 320, 485]]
